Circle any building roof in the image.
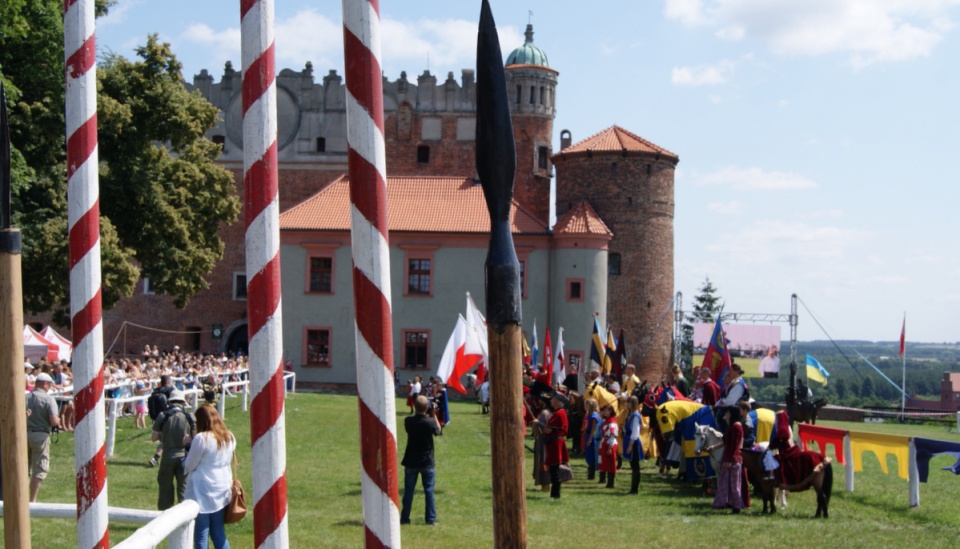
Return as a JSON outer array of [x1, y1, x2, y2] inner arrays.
[[553, 201, 613, 237], [279, 176, 549, 234], [505, 24, 549, 68], [557, 125, 679, 160]]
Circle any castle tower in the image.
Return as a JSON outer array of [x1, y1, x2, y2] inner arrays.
[[552, 126, 679, 382], [504, 24, 557, 224]]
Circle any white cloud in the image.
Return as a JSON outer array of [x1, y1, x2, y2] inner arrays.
[[179, 24, 241, 71], [664, 0, 960, 67], [705, 219, 872, 264], [707, 200, 744, 213], [696, 166, 818, 190], [671, 59, 736, 86]]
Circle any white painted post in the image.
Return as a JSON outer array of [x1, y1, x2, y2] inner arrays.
[[217, 384, 226, 419], [106, 400, 118, 458], [242, 382, 249, 412], [844, 434, 854, 492], [908, 439, 919, 507]]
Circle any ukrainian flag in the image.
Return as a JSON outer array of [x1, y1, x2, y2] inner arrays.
[[806, 354, 830, 386]]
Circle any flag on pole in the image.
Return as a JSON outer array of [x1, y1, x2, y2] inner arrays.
[[465, 292, 488, 382], [521, 332, 532, 366], [543, 326, 553, 387], [531, 319, 539, 372], [899, 314, 906, 357], [590, 315, 606, 373], [602, 325, 617, 374], [612, 328, 626, 379], [437, 315, 484, 394], [700, 316, 732, 384], [806, 354, 830, 386], [553, 327, 566, 387]]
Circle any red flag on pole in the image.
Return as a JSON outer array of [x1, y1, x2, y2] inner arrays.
[[899, 314, 906, 357], [543, 326, 553, 387]]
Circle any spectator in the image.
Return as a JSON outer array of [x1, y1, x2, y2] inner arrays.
[[400, 395, 441, 526], [184, 406, 236, 549], [26, 373, 61, 502], [151, 390, 196, 510]]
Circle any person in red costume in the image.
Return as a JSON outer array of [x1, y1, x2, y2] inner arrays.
[[540, 391, 571, 499], [598, 403, 619, 489], [698, 367, 721, 406], [708, 407, 744, 513]]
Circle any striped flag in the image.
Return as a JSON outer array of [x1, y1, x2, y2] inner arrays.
[[899, 314, 906, 357], [590, 315, 606, 372], [806, 354, 830, 386]]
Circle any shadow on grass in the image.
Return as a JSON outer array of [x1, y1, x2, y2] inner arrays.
[[108, 459, 155, 468], [333, 519, 364, 528]]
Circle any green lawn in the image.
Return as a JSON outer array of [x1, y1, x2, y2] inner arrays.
[[5, 394, 960, 548]]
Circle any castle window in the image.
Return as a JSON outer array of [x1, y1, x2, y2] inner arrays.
[[316, 137, 326, 152], [567, 279, 585, 302], [187, 326, 202, 352], [538, 146, 549, 170], [608, 253, 621, 276], [304, 327, 331, 367], [519, 260, 526, 298], [611, 162, 617, 175], [417, 145, 430, 164], [143, 278, 155, 295], [233, 273, 247, 301], [308, 256, 333, 294], [540, 86, 545, 105], [403, 330, 430, 369], [516, 85, 522, 105], [212, 135, 226, 150], [529, 86, 536, 104], [406, 255, 433, 296], [647, 164, 652, 176], [627, 197, 633, 206]]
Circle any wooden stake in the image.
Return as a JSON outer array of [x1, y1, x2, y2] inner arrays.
[[0, 229, 31, 549]]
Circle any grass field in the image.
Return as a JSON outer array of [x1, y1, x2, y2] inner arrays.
[[4, 393, 960, 548]]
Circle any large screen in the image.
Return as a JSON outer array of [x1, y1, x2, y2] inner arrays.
[[692, 323, 782, 378]]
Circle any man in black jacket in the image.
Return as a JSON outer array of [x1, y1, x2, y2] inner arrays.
[[400, 395, 441, 525]]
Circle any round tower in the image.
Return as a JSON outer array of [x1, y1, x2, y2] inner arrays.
[[552, 127, 679, 383], [504, 24, 557, 224]]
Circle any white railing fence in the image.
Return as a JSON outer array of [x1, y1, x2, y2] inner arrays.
[[0, 500, 199, 549]]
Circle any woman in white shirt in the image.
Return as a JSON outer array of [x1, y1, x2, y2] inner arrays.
[[183, 405, 236, 549]]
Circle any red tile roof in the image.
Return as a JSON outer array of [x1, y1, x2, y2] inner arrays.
[[558, 125, 678, 160], [280, 175, 549, 234], [553, 201, 612, 237]]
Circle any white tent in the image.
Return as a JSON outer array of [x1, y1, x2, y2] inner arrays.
[[23, 325, 59, 364], [41, 325, 73, 362]]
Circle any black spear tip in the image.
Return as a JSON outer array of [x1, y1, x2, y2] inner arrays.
[[476, 0, 516, 224], [476, 0, 521, 326], [1, 82, 11, 230]]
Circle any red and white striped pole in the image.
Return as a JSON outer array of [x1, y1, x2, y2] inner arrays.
[[64, 1, 109, 548], [240, 1, 288, 548], [342, 1, 400, 546]]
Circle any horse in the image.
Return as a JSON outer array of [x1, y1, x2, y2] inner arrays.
[[695, 424, 833, 518], [787, 398, 827, 429], [694, 424, 786, 514]]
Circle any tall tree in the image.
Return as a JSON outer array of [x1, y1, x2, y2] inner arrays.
[[680, 277, 723, 366], [2, 3, 238, 323]]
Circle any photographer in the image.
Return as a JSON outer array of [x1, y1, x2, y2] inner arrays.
[[400, 395, 441, 525]]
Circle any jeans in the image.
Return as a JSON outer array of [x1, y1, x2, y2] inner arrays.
[[400, 467, 436, 524], [194, 505, 230, 549]]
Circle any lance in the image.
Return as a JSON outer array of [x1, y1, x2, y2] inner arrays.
[[476, 2, 527, 547], [0, 82, 32, 549]]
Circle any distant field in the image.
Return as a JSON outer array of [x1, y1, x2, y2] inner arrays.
[[692, 354, 762, 377], [6, 393, 960, 548]]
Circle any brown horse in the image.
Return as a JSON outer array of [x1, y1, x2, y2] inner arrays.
[[787, 398, 827, 429], [695, 425, 833, 517]]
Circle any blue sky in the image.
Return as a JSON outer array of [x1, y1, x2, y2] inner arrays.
[[98, 1, 960, 343]]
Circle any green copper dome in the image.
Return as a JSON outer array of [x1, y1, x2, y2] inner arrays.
[[505, 24, 549, 68]]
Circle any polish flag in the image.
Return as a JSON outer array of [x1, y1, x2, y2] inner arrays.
[[437, 315, 483, 394], [553, 327, 566, 387], [543, 326, 553, 387], [466, 292, 489, 382]]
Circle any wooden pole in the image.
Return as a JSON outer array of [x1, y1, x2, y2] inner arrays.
[[0, 229, 31, 549], [477, 2, 527, 547]]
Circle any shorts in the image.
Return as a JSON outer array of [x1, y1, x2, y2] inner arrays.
[[28, 431, 51, 480]]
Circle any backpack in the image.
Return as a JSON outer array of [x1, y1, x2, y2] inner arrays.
[[147, 388, 169, 421], [159, 406, 196, 435]]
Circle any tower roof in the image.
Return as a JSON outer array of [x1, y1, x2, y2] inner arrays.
[[558, 126, 679, 161], [505, 24, 549, 68], [553, 201, 613, 237], [279, 176, 549, 235]]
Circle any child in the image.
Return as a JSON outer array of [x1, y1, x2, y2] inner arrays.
[[624, 396, 644, 494], [581, 399, 600, 480], [709, 407, 744, 513], [598, 403, 619, 488], [134, 371, 151, 429]]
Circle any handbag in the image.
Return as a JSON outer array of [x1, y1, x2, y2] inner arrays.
[[224, 454, 247, 524]]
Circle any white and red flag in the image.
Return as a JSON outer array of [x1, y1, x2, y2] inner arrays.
[[553, 327, 566, 387], [437, 315, 483, 394], [899, 314, 906, 357], [542, 326, 553, 387], [465, 292, 489, 382]]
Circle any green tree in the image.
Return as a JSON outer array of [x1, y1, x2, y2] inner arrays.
[[835, 377, 847, 400], [681, 277, 722, 365], [2, 3, 238, 322], [860, 376, 876, 399]]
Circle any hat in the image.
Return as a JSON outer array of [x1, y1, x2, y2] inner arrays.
[[551, 391, 570, 405], [24, 362, 34, 370], [168, 390, 186, 403], [35, 372, 54, 384]]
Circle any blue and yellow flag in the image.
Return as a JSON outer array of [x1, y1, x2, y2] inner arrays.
[[806, 354, 830, 386], [590, 316, 606, 372]]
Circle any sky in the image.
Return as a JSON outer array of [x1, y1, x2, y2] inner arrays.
[[97, 0, 960, 343]]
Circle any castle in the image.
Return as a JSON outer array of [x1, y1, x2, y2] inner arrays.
[[95, 25, 679, 386]]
